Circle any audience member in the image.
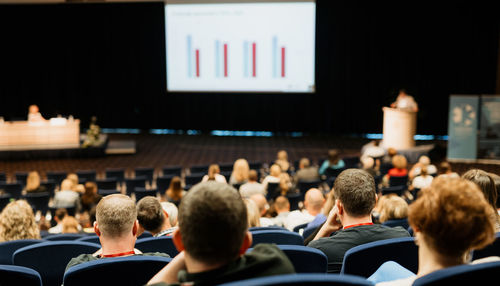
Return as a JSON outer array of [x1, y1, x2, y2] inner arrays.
[[25, 171, 47, 193], [411, 166, 433, 190], [285, 188, 325, 231], [371, 177, 497, 285], [66, 194, 169, 271], [293, 158, 319, 185], [262, 164, 282, 191], [270, 196, 290, 227], [137, 196, 177, 237], [0, 200, 41, 242], [381, 147, 398, 165], [362, 140, 386, 159], [49, 208, 68, 234], [361, 156, 380, 178], [308, 169, 409, 273], [82, 207, 97, 234], [275, 150, 290, 172], [161, 201, 179, 227], [319, 149, 345, 176], [164, 176, 186, 207], [229, 158, 250, 186], [62, 216, 80, 234], [244, 198, 261, 228], [239, 170, 265, 198], [383, 155, 408, 186], [148, 182, 294, 285], [304, 189, 336, 234], [53, 179, 81, 211], [437, 161, 459, 178], [409, 155, 437, 179], [249, 194, 274, 227], [462, 169, 500, 230], [489, 173, 500, 214], [377, 194, 408, 224], [278, 172, 292, 196], [202, 164, 227, 183], [80, 181, 102, 213]]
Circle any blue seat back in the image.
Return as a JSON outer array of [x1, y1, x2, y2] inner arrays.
[[382, 219, 409, 230], [24, 192, 51, 215], [135, 236, 179, 257], [46, 171, 67, 185], [76, 235, 101, 245], [184, 173, 204, 189], [13, 241, 101, 286], [98, 189, 121, 196], [341, 237, 418, 278], [105, 168, 125, 182], [381, 185, 406, 196], [412, 261, 500, 285], [135, 167, 155, 184], [218, 273, 373, 286], [76, 170, 97, 183], [0, 239, 42, 265], [389, 175, 408, 187], [40, 180, 57, 197], [0, 264, 42, 286], [190, 164, 209, 174], [63, 256, 171, 286], [297, 180, 321, 194], [266, 182, 281, 201], [278, 245, 328, 273], [97, 178, 118, 190], [0, 193, 12, 212], [250, 230, 304, 247], [162, 165, 182, 177], [126, 177, 147, 196], [0, 182, 23, 199], [44, 233, 85, 241], [156, 175, 175, 195], [134, 187, 158, 201], [15, 172, 29, 186]]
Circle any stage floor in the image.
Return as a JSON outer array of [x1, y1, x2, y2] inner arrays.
[[0, 133, 498, 181]]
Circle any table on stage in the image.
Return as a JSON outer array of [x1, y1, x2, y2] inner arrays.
[[0, 119, 80, 151]]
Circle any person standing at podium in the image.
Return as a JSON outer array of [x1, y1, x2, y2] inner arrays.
[[390, 89, 418, 112], [27, 104, 45, 122]]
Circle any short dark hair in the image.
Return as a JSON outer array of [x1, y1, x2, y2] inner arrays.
[[462, 169, 498, 216], [179, 182, 247, 264], [333, 169, 376, 217], [136, 196, 165, 234], [248, 170, 258, 182], [55, 208, 67, 221]]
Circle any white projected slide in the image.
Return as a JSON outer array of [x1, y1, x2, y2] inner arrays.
[[165, 1, 316, 93]]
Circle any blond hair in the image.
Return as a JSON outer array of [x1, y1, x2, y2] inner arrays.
[[96, 194, 137, 238], [232, 159, 250, 183], [26, 171, 41, 192], [270, 164, 282, 177], [378, 194, 408, 223], [0, 200, 40, 242], [66, 173, 79, 187], [62, 216, 80, 234], [244, 198, 261, 227]]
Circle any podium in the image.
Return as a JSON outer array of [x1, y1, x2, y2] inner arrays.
[[382, 107, 417, 150]]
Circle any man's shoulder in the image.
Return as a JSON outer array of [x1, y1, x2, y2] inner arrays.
[[65, 254, 98, 272]]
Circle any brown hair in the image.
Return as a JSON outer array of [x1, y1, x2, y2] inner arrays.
[[462, 169, 498, 218], [137, 196, 165, 234], [438, 161, 452, 175], [26, 171, 41, 192], [392, 155, 407, 170], [334, 169, 376, 217], [179, 182, 247, 264], [0, 200, 40, 242], [62, 216, 80, 234], [248, 170, 258, 182], [328, 149, 340, 165], [378, 194, 408, 223], [81, 182, 99, 207], [207, 164, 220, 181], [166, 176, 183, 201], [409, 177, 496, 258]]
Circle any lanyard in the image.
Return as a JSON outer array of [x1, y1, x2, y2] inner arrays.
[[100, 250, 135, 258], [343, 222, 373, 230]]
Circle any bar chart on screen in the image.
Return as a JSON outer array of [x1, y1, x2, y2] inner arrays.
[[166, 2, 316, 92]]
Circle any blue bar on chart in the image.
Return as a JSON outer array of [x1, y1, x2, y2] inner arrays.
[[187, 35, 192, 77], [215, 40, 221, 78], [272, 36, 278, 78], [243, 41, 249, 78]]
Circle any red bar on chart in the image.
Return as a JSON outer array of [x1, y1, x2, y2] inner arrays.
[[252, 42, 256, 77], [195, 49, 200, 77], [281, 47, 285, 77], [224, 43, 228, 77]]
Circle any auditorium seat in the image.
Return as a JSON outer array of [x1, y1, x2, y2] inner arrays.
[[76, 170, 97, 184], [63, 256, 172, 286], [15, 172, 29, 186], [379, 163, 393, 175], [249, 226, 287, 232], [250, 230, 304, 247], [184, 173, 204, 190], [105, 168, 125, 183], [293, 222, 309, 233], [218, 273, 373, 286], [324, 168, 345, 179], [49, 206, 76, 217], [412, 261, 500, 285], [189, 164, 209, 174], [40, 180, 56, 197], [389, 175, 408, 187], [156, 175, 175, 195], [343, 156, 360, 169], [382, 219, 409, 230], [0, 265, 42, 286], [76, 235, 101, 245], [44, 233, 85, 241], [218, 162, 234, 172], [125, 177, 147, 196], [96, 178, 118, 190], [135, 236, 179, 257], [297, 179, 321, 194], [134, 187, 158, 201], [162, 165, 182, 177], [273, 245, 328, 273], [266, 182, 281, 201], [46, 171, 67, 185], [24, 192, 50, 215], [286, 192, 302, 211], [98, 189, 121, 196], [0, 193, 11, 212], [340, 237, 418, 278], [220, 171, 232, 182], [0, 172, 6, 182], [249, 161, 262, 171], [381, 185, 407, 196], [13, 241, 101, 286], [0, 239, 42, 265], [472, 232, 500, 260], [135, 167, 155, 185], [0, 182, 23, 200]]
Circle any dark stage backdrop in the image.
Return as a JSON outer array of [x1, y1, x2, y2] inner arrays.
[[0, 1, 498, 135]]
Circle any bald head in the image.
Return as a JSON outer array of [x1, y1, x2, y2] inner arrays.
[[96, 194, 137, 238], [61, 179, 74, 191], [250, 194, 268, 216], [304, 188, 325, 213]]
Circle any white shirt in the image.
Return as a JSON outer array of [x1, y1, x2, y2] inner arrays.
[[412, 175, 433, 189], [261, 175, 281, 191], [395, 95, 418, 111], [201, 174, 227, 184], [239, 182, 266, 198], [284, 209, 316, 231]]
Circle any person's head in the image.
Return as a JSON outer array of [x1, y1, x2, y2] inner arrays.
[[61, 179, 75, 191], [462, 169, 498, 218], [244, 198, 261, 228], [334, 169, 377, 219], [232, 159, 250, 182], [66, 173, 79, 187], [489, 173, 500, 209], [248, 170, 258, 182], [277, 150, 288, 161], [84, 182, 98, 196], [29, 104, 39, 114], [250, 194, 269, 217], [398, 89, 408, 97], [174, 182, 250, 266], [269, 164, 282, 177], [0, 200, 40, 242], [328, 149, 340, 165], [26, 171, 41, 191], [420, 166, 428, 177], [392, 155, 407, 170], [299, 158, 310, 169], [361, 156, 375, 170], [95, 194, 138, 239], [409, 177, 496, 263], [54, 208, 68, 223], [304, 188, 325, 215], [418, 155, 431, 166], [274, 196, 290, 214], [279, 172, 291, 194], [378, 194, 408, 223], [168, 176, 183, 192], [438, 161, 453, 175], [62, 216, 80, 234], [137, 196, 168, 235], [208, 164, 220, 181], [387, 148, 398, 158], [161, 201, 178, 226]]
